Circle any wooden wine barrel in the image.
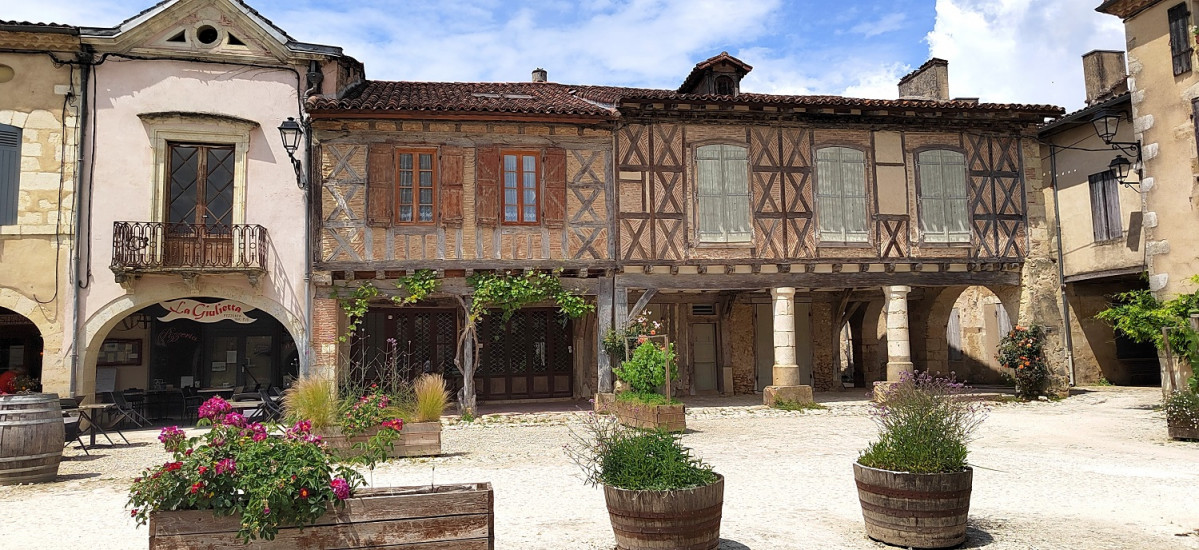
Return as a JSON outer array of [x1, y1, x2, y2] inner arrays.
[[853, 462, 973, 549], [0, 393, 65, 485], [603, 474, 723, 550]]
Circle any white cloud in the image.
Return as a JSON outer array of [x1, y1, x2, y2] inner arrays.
[[851, 12, 908, 39], [927, 0, 1126, 110]]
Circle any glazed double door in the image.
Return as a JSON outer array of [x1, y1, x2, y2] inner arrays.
[[164, 143, 235, 267], [477, 309, 573, 400], [204, 332, 274, 390]]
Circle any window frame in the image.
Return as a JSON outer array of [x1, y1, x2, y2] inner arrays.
[[813, 144, 871, 245], [392, 147, 439, 225], [694, 142, 752, 245], [500, 150, 541, 226], [1088, 169, 1123, 242], [140, 113, 252, 227], [914, 147, 971, 246], [1169, 3, 1193, 76], [163, 141, 237, 228]]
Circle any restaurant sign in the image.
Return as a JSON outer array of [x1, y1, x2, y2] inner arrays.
[[158, 299, 256, 324]]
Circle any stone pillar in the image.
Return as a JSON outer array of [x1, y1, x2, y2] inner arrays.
[[764, 287, 814, 406], [884, 285, 914, 381]]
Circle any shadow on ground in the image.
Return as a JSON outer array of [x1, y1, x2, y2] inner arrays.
[[56, 473, 102, 481]]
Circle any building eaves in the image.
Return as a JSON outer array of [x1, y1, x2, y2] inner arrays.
[[1037, 93, 1130, 137], [0, 20, 78, 35], [1096, 0, 1161, 19]]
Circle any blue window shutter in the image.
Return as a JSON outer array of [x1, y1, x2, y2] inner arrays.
[[0, 124, 21, 226]]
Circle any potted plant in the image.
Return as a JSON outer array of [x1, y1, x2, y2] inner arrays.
[[1165, 378, 1199, 440], [284, 374, 447, 459], [997, 324, 1051, 399], [854, 372, 987, 549], [130, 396, 492, 548], [567, 413, 722, 550], [612, 338, 684, 432]]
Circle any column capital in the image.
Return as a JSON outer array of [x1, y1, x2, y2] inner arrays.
[[771, 287, 797, 299], [885, 285, 912, 298]]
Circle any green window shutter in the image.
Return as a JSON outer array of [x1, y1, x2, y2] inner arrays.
[[816, 147, 867, 243], [697, 144, 750, 243], [0, 124, 21, 226], [918, 150, 968, 243]]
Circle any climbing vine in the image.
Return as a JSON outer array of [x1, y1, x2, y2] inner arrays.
[[335, 270, 441, 342], [1096, 275, 1199, 370]]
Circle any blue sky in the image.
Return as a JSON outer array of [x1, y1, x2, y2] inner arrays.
[[7, 0, 1124, 110]]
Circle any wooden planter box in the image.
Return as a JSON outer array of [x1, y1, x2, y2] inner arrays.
[[604, 474, 723, 550], [853, 462, 973, 549], [612, 399, 686, 432], [1168, 421, 1199, 441], [320, 421, 442, 459], [148, 483, 494, 549]]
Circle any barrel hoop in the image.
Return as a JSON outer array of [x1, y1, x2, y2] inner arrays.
[[612, 515, 722, 536], [607, 502, 723, 520], [855, 480, 971, 500], [0, 418, 65, 427], [0, 463, 60, 475], [0, 451, 63, 463], [858, 499, 968, 519], [0, 408, 61, 415]]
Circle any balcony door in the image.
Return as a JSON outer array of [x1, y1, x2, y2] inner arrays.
[[165, 143, 235, 267]]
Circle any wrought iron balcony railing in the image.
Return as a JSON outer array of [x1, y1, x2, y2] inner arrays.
[[111, 221, 268, 285]]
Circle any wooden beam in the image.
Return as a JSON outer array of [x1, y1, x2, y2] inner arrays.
[[627, 289, 658, 322], [614, 270, 1020, 290]]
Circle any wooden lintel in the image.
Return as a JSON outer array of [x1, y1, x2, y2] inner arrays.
[[614, 270, 1020, 291]]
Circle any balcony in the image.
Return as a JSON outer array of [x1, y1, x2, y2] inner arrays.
[[110, 221, 267, 286]]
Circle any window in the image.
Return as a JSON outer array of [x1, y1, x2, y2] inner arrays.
[[1089, 170, 1123, 241], [917, 149, 970, 243], [166, 142, 234, 227], [395, 149, 436, 223], [815, 146, 868, 243], [0, 123, 20, 226], [714, 75, 734, 95], [696, 144, 751, 242], [503, 151, 538, 224], [1169, 3, 1192, 76]]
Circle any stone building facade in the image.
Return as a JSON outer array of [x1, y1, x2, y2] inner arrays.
[[0, 22, 81, 394]]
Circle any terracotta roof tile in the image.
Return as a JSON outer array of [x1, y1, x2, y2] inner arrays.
[[0, 20, 77, 31], [309, 80, 1064, 118]]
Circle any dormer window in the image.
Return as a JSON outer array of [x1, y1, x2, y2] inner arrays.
[[715, 75, 734, 96]]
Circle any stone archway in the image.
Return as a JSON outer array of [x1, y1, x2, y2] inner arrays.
[[914, 284, 1019, 384], [79, 284, 303, 401], [0, 289, 67, 393]]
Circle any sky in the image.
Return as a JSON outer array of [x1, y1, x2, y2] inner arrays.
[[4, 0, 1125, 111]]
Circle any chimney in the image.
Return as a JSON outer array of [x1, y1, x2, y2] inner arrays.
[[532, 68, 547, 83], [1082, 50, 1127, 105], [898, 58, 949, 101]]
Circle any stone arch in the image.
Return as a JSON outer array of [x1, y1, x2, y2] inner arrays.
[[0, 288, 60, 350], [78, 283, 303, 400], [856, 298, 888, 386], [0, 288, 67, 392], [915, 284, 1019, 384]]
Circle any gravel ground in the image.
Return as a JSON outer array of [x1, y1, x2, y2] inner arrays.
[[1, 386, 1196, 549]]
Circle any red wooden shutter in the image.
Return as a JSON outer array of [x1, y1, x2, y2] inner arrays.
[[367, 144, 395, 225], [440, 146, 465, 224], [543, 147, 567, 228], [475, 146, 500, 226]]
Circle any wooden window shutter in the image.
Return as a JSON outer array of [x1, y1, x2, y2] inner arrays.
[[439, 146, 465, 224], [367, 144, 395, 225], [0, 124, 20, 226], [1169, 3, 1193, 76], [543, 147, 566, 228], [475, 146, 501, 226]]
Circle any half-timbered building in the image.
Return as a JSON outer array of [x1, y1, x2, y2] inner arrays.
[[308, 54, 1069, 403]]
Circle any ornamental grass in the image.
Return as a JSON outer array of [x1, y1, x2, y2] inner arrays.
[[858, 371, 987, 474], [282, 376, 340, 430], [412, 373, 450, 423]]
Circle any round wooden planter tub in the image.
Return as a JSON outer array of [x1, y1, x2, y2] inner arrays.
[[604, 474, 724, 550], [853, 462, 973, 549], [1168, 422, 1199, 441], [0, 393, 65, 485]]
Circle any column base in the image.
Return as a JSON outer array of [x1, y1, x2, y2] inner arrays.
[[764, 385, 814, 406], [886, 361, 914, 382], [773, 364, 801, 386]]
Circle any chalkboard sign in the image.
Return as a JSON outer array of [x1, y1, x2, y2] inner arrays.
[[96, 367, 117, 394]]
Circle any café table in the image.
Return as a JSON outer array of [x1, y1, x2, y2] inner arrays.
[[67, 403, 129, 447]]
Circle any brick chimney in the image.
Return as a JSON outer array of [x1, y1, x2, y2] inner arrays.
[[1082, 50, 1127, 106], [898, 58, 949, 101], [532, 68, 547, 83]]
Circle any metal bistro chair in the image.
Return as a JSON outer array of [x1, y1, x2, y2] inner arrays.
[[258, 389, 284, 422], [110, 391, 149, 428], [179, 387, 203, 422], [59, 398, 89, 455]]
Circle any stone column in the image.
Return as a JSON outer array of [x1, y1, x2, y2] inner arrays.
[[764, 287, 814, 405], [884, 285, 914, 381]]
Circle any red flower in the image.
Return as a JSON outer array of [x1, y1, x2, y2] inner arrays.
[[130, 509, 138, 517], [197, 466, 208, 475], [189, 482, 204, 494], [299, 487, 310, 499], [164, 461, 183, 472]]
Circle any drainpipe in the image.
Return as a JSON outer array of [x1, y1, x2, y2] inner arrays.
[[69, 52, 92, 398], [300, 61, 320, 379], [1049, 145, 1076, 386]]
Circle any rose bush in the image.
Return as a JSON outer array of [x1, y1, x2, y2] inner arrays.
[[997, 324, 1051, 399], [128, 396, 364, 542]]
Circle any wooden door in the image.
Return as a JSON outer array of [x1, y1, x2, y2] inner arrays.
[[692, 323, 718, 393], [165, 143, 235, 267], [754, 304, 773, 391], [477, 309, 572, 400]]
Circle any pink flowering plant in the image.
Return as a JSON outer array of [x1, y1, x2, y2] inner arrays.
[[127, 397, 364, 542], [341, 385, 404, 469]]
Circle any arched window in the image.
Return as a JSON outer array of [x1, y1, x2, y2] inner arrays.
[[917, 149, 969, 243], [696, 144, 750, 242], [714, 75, 734, 95], [0, 123, 21, 226], [815, 146, 868, 243]]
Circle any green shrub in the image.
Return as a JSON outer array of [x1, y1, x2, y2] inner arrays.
[[1165, 390, 1199, 429], [997, 324, 1051, 399], [858, 371, 987, 474], [616, 391, 680, 406], [772, 399, 826, 411], [614, 341, 677, 394], [566, 414, 716, 491]]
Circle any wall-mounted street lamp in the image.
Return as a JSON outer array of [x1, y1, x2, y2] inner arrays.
[[277, 116, 307, 189], [1090, 110, 1142, 188]]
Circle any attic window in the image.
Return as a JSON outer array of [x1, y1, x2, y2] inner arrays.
[[196, 25, 219, 45], [227, 34, 245, 46], [715, 75, 734, 95], [166, 30, 186, 43]]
